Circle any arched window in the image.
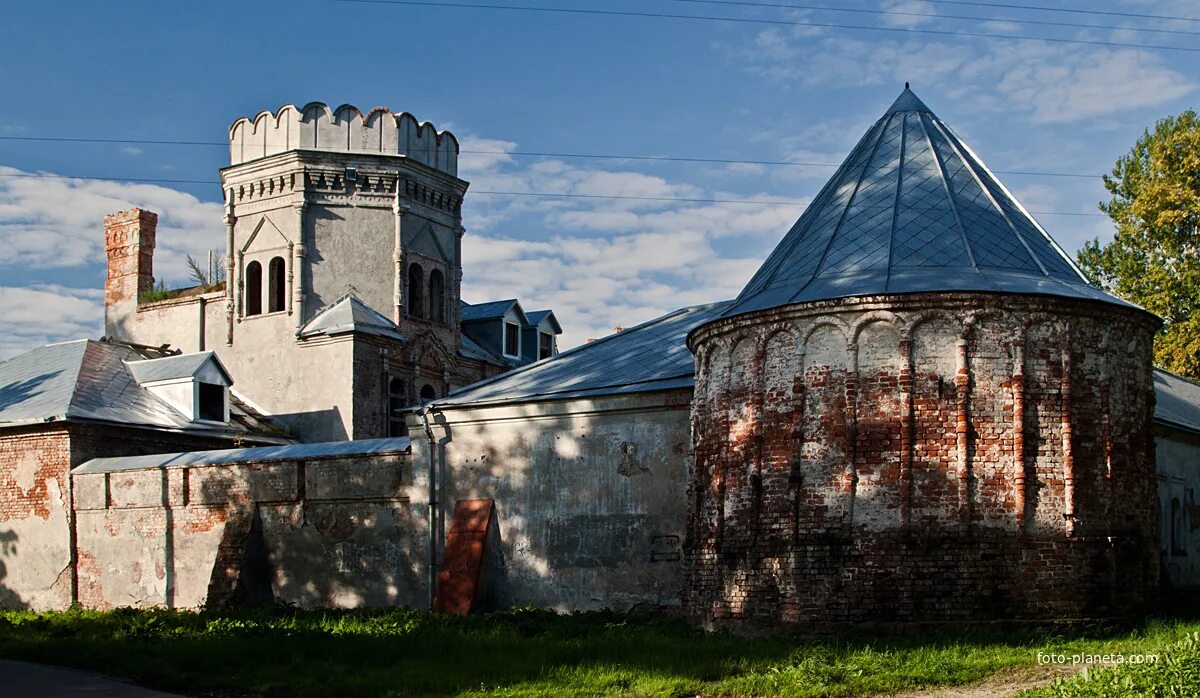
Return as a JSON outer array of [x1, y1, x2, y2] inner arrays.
[[245, 261, 263, 316], [387, 376, 408, 437], [268, 256, 286, 313], [429, 269, 445, 323], [420, 384, 436, 401], [407, 263, 425, 318]]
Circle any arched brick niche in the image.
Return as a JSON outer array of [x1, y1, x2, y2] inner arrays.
[[685, 292, 1159, 633]]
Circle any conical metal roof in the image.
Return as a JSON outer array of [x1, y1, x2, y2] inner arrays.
[[723, 87, 1134, 318]]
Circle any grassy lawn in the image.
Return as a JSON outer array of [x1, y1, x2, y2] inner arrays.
[[0, 606, 1197, 697]]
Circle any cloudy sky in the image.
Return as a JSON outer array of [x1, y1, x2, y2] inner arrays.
[[0, 0, 1196, 358]]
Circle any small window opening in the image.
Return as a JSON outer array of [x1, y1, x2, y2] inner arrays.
[[388, 376, 408, 437], [504, 322, 520, 357], [539, 331, 554, 360], [407, 263, 425, 319], [420, 384, 437, 401], [268, 256, 286, 313], [197, 383, 225, 422], [429, 269, 445, 323], [245, 261, 263, 316]]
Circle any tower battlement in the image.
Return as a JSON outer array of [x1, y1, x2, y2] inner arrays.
[[228, 103, 460, 176]]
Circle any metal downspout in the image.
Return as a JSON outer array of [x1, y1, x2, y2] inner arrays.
[[419, 405, 438, 611]]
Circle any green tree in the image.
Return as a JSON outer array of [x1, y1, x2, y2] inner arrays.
[[1077, 110, 1200, 378]]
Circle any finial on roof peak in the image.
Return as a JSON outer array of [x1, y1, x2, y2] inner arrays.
[[885, 85, 933, 115]]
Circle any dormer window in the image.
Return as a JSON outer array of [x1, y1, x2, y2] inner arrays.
[[126, 351, 233, 425], [504, 321, 520, 357], [539, 331, 554, 360]]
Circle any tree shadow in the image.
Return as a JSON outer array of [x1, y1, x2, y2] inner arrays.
[[0, 529, 28, 609]]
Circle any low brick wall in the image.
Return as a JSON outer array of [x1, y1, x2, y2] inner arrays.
[[72, 450, 422, 609]]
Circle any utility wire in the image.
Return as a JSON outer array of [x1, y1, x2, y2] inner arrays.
[[326, 0, 1199, 53], [662, 0, 1200, 37], [0, 171, 1105, 216], [0, 135, 1102, 179], [923, 0, 1200, 24]]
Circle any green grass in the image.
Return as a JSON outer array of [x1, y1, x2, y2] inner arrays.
[[0, 606, 1198, 697]]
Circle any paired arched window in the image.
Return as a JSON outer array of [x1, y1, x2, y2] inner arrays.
[[245, 261, 263, 316], [268, 257, 286, 313], [407, 263, 425, 318], [429, 269, 445, 323]]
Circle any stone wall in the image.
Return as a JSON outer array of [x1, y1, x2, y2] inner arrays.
[[686, 293, 1159, 632], [411, 390, 694, 612], [72, 450, 421, 610]]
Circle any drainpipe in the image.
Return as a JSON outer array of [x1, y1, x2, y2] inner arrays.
[[419, 404, 438, 611]]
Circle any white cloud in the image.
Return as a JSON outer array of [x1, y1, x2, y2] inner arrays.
[[0, 166, 224, 282], [730, 29, 1195, 124], [879, 0, 938, 28], [0, 285, 103, 360]]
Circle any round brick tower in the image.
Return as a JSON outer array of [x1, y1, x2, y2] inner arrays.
[[685, 88, 1161, 633]]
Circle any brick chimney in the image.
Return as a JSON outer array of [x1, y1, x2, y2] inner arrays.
[[103, 208, 157, 339]]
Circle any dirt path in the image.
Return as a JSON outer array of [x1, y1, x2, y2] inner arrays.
[[889, 663, 1082, 697]]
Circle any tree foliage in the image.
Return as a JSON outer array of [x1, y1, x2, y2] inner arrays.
[[1077, 110, 1200, 378]]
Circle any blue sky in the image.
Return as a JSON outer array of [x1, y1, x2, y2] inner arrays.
[[0, 0, 1196, 357]]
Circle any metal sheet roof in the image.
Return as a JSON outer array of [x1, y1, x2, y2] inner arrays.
[[723, 88, 1137, 320], [461, 299, 527, 324], [0, 339, 287, 441], [1154, 369, 1200, 435], [525, 310, 562, 333], [75, 436, 411, 473], [298, 292, 406, 340], [125, 351, 229, 385], [433, 301, 730, 408]]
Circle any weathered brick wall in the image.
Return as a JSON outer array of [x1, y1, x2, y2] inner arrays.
[[0, 426, 73, 609], [72, 452, 420, 610], [686, 293, 1159, 632]]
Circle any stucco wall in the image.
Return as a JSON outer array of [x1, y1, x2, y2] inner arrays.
[[0, 426, 72, 610], [72, 451, 422, 610], [411, 389, 693, 612], [1157, 426, 1200, 589]]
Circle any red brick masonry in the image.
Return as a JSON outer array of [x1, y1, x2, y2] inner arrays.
[[685, 293, 1160, 633]]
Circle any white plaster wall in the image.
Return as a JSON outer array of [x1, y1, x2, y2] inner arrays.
[[1157, 428, 1200, 589]]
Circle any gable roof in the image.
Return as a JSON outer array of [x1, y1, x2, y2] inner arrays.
[[433, 301, 730, 408], [298, 292, 405, 341], [0, 339, 287, 441], [460, 299, 529, 325], [125, 351, 231, 385], [524, 310, 562, 334], [723, 87, 1138, 320]]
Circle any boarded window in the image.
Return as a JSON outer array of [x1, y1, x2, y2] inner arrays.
[[429, 269, 445, 323], [245, 261, 263, 316], [268, 256, 286, 313], [198, 382, 225, 422], [388, 377, 407, 437], [539, 331, 554, 360], [408, 263, 425, 318], [504, 322, 519, 356]]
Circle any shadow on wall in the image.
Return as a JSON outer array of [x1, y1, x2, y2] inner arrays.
[[0, 529, 28, 609], [422, 394, 691, 613]]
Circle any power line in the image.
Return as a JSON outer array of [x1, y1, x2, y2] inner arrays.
[[0, 171, 1106, 216], [662, 0, 1200, 37], [327, 0, 1200, 53], [0, 135, 1102, 179], [923, 0, 1200, 24]]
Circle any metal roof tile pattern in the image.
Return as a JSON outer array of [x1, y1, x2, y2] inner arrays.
[[75, 436, 411, 473], [723, 88, 1135, 319], [460, 299, 525, 323], [433, 301, 731, 408]]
